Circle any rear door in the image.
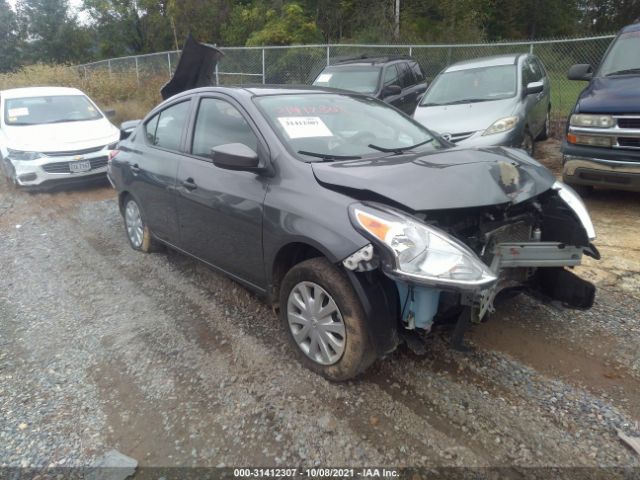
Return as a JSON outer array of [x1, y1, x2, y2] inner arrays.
[[409, 61, 429, 103], [397, 61, 418, 114], [175, 95, 268, 289], [123, 99, 191, 244]]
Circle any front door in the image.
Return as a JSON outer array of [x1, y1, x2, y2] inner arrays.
[[175, 96, 268, 289]]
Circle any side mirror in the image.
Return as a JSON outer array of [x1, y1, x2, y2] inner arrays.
[[568, 64, 593, 81], [211, 143, 260, 171], [525, 81, 544, 95], [119, 119, 141, 140], [103, 108, 116, 118], [382, 84, 402, 98]]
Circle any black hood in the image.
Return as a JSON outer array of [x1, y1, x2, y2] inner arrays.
[[576, 76, 640, 114], [312, 146, 556, 211], [160, 35, 224, 100]]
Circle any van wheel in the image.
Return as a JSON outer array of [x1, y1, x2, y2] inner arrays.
[[521, 129, 535, 157], [123, 195, 160, 253], [279, 258, 375, 381], [537, 110, 550, 141]]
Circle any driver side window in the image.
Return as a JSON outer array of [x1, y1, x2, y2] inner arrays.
[[383, 65, 400, 87], [191, 98, 258, 158]]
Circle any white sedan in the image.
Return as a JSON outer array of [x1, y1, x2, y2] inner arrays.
[[0, 86, 120, 189]]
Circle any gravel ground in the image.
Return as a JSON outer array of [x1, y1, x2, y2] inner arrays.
[[1, 141, 640, 475]]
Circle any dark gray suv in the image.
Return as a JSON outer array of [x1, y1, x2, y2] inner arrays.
[[312, 55, 428, 114], [108, 86, 598, 381]]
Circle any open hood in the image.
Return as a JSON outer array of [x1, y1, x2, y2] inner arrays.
[[312, 146, 556, 211], [160, 35, 224, 100]]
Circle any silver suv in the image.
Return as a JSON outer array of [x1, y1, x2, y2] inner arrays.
[[413, 54, 551, 156]]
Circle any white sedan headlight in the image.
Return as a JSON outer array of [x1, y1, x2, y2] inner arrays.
[[552, 181, 596, 240], [7, 148, 43, 161], [483, 116, 518, 136], [349, 203, 497, 291], [570, 114, 614, 128]]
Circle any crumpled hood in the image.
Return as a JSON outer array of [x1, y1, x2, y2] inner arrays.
[[413, 98, 516, 134], [576, 76, 640, 114], [312, 146, 556, 211]]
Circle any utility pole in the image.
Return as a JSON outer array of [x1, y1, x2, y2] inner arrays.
[[394, 0, 400, 40]]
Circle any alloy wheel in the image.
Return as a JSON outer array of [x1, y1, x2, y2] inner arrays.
[[125, 200, 144, 248], [287, 281, 346, 365]]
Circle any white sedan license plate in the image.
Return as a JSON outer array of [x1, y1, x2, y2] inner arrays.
[[69, 160, 91, 173]]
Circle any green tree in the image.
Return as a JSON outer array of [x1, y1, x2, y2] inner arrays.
[[0, 0, 21, 71], [246, 3, 323, 46], [16, 0, 91, 63]]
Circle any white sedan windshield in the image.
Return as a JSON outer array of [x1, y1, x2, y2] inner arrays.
[[255, 94, 441, 160], [4, 95, 103, 126]]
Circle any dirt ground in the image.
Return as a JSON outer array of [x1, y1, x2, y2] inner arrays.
[[1, 140, 639, 474]]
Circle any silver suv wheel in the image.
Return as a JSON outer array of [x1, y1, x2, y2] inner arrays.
[[125, 199, 144, 248]]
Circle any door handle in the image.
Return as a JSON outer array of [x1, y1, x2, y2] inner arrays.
[[182, 177, 197, 190], [130, 163, 140, 173]]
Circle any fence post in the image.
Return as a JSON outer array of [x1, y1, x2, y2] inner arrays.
[[326, 45, 330, 66], [262, 48, 266, 84], [134, 56, 140, 85], [409, 46, 412, 56], [215, 62, 219, 85], [167, 52, 172, 78], [529, 43, 534, 54]]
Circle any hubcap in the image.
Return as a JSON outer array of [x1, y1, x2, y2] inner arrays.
[[125, 200, 144, 248], [287, 281, 346, 365]]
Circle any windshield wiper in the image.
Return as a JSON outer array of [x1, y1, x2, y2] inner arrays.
[[367, 138, 434, 154], [605, 68, 640, 76], [298, 150, 361, 161]]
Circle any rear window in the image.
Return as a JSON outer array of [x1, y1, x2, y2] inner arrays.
[[4, 95, 102, 126]]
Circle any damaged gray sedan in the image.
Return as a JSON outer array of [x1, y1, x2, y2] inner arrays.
[[109, 86, 599, 381]]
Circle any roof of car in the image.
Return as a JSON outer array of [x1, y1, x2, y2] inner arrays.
[[179, 85, 355, 98], [444, 54, 522, 72], [621, 22, 640, 33], [330, 55, 414, 66], [0, 86, 85, 99]]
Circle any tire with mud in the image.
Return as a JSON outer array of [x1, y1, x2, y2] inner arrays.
[[279, 257, 376, 381], [122, 194, 161, 253], [522, 129, 535, 157], [537, 109, 550, 141]]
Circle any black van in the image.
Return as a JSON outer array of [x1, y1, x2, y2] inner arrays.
[[562, 23, 640, 194]]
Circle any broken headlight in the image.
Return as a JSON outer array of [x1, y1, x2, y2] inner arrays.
[[349, 203, 497, 291], [552, 181, 596, 240]]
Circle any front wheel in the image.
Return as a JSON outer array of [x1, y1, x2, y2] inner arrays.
[[279, 258, 375, 381], [123, 196, 160, 253], [521, 129, 535, 157]]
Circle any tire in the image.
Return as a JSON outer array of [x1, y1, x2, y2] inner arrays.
[[537, 109, 550, 141], [122, 195, 161, 253], [279, 257, 376, 381], [521, 129, 535, 157]]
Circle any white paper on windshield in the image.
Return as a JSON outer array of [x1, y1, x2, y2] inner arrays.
[[278, 116, 333, 139], [8, 107, 29, 117], [316, 73, 332, 83]]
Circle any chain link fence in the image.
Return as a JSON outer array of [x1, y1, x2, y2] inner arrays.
[[79, 35, 616, 135]]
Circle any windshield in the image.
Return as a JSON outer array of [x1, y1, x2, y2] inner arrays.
[[421, 64, 517, 106], [599, 31, 640, 76], [3, 95, 103, 126], [255, 93, 441, 161], [312, 68, 381, 94]]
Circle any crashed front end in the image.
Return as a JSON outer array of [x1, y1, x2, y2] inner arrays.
[[342, 181, 598, 340]]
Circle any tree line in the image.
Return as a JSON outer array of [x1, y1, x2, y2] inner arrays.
[[0, 0, 638, 72]]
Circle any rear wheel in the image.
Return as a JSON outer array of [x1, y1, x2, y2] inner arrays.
[[279, 258, 375, 381], [123, 195, 160, 252]]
